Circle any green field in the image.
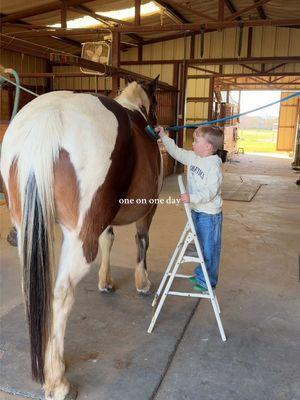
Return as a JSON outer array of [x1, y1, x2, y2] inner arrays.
[[238, 129, 279, 153]]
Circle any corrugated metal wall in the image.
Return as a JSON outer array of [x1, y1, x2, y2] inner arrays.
[[0, 49, 47, 120], [0, 49, 47, 86], [121, 27, 300, 123]]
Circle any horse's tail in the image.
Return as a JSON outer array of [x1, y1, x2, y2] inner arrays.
[[18, 107, 62, 383]]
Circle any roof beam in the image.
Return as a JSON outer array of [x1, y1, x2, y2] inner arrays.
[[159, 0, 217, 22], [7, 19, 300, 37], [218, 0, 225, 21], [1, 13, 82, 52], [254, 0, 267, 19], [69, 5, 135, 26], [265, 63, 286, 73], [0, 0, 95, 23], [190, 73, 300, 78], [69, 4, 144, 43], [225, 0, 271, 21], [50, 53, 177, 91], [154, 0, 190, 24], [121, 56, 300, 66]]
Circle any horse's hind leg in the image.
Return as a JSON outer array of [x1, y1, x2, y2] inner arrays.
[[44, 228, 91, 400], [134, 205, 157, 294], [98, 226, 114, 292]]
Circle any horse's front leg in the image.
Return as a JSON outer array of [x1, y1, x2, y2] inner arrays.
[[44, 231, 90, 400], [98, 226, 115, 292], [134, 206, 157, 294]]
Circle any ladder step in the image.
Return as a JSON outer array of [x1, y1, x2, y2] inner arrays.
[[168, 290, 211, 299], [167, 273, 193, 278], [181, 256, 202, 263]]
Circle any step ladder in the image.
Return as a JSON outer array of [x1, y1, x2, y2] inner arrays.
[[147, 175, 226, 341]]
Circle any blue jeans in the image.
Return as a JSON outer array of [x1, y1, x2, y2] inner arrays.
[[191, 210, 223, 289]]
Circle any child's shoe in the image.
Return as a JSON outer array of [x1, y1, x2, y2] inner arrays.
[[193, 284, 208, 292], [188, 276, 197, 284]]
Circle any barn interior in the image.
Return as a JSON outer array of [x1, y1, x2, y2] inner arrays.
[[0, 1, 300, 399]]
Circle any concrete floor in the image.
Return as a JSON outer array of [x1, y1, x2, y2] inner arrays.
[[1, 152, 300, 400]]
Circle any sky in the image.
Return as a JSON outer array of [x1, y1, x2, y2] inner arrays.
[[230, 90, 281, 118]]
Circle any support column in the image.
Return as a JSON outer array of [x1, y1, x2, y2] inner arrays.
[[135, 0, 141, 25], [61, 6, 67, 28], [111, 31, 120, 97], [176, 62, 188, 173], [208, 77, 214, 120]]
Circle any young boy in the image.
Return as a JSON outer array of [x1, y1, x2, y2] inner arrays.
[[155, 125, 224, 292]]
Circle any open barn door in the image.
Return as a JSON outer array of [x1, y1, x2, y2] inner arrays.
[[277, 92, 299, 151]]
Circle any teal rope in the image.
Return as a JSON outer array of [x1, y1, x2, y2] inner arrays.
[[167, 91, 300, 132], [0, 75, 39, 98]]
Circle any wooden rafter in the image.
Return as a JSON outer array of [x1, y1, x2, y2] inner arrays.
[[254, 0, 267, 19], [225, 0, 271, 21], [189, 66, 218, 75], [7, 19, 300, 38], [121, 56, 300, 66], [240, 64, 261, 74], [188, 73, 300, 79], [154, 0, 190, 24], [49, 53, 177, 90], [265, 63, 286, 73], [0, 13, 82, 52], [160, 0, 217, 22], [0, 0, 94, 23], [218, 0, 225, 21]]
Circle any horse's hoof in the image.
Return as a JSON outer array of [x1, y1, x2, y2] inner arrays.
[[98, 284, 115, 293], [137, 282, 153, 296], [64, 385, 78, 400]]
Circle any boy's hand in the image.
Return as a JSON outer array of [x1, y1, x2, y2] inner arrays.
[[154, 126, 166, 138], [181, 193, 190, 203]]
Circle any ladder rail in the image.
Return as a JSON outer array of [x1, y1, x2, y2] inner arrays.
[[148, 175, 227, 341]]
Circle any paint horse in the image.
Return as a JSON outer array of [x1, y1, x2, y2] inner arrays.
[[0, 76, 163, 400]]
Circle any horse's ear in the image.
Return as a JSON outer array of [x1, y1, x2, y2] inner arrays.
[[150, 75, 160, 92], [125, 76, 135, 85]]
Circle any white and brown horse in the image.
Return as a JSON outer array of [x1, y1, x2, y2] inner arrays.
[[0, 76, 162, 400]]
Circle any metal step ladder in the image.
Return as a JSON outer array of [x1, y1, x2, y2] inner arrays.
[[147, 175, 226, 341]]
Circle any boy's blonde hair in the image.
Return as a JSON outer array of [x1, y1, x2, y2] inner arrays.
[[194, 126, 224, 152]]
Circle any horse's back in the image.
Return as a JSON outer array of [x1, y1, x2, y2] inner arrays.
[[1, 91, 133, 257]]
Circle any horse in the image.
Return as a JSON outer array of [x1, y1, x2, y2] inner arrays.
[[0, 76, 163, 400]]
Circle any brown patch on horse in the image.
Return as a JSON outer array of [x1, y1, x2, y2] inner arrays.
[[112, 109, 161, 226], [54, 149, 80, 230], [7, 160, 22, 224], [79, 95, 134, 263]]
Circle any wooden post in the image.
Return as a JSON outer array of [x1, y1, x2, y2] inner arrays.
[[138, 44, 143, 62], [176, 62, 188, 173], [247, 27, 253, 58], [135, 0, 141, 25], [208, 77, 214, 120], [218, 0, 224, 21], [61, 6, 67, 28], [190, 33, 195, 60], [111, 31, 120, 97]]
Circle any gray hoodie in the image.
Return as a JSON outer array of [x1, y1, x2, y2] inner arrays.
[[161, 135, 223, 214]]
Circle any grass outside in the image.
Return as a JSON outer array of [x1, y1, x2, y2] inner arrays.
[[238, 129, 281, 153]]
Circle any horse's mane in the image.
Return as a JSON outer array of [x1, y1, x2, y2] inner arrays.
[[116, 82, 150, 115]]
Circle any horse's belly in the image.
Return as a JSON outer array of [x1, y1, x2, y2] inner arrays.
[[112, 170, 159, 225]]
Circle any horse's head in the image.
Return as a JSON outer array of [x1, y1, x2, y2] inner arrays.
[[120, 75, 160, 126], [141, 75, 159, 126]]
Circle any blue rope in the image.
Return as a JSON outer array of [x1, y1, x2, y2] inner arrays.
[[167, 91, 300, 131]]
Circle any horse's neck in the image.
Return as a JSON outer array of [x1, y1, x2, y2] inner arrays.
[[115, 96, 147, 120]]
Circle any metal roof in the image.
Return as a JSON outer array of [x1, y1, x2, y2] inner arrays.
[[1, 1, 300, 56]]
